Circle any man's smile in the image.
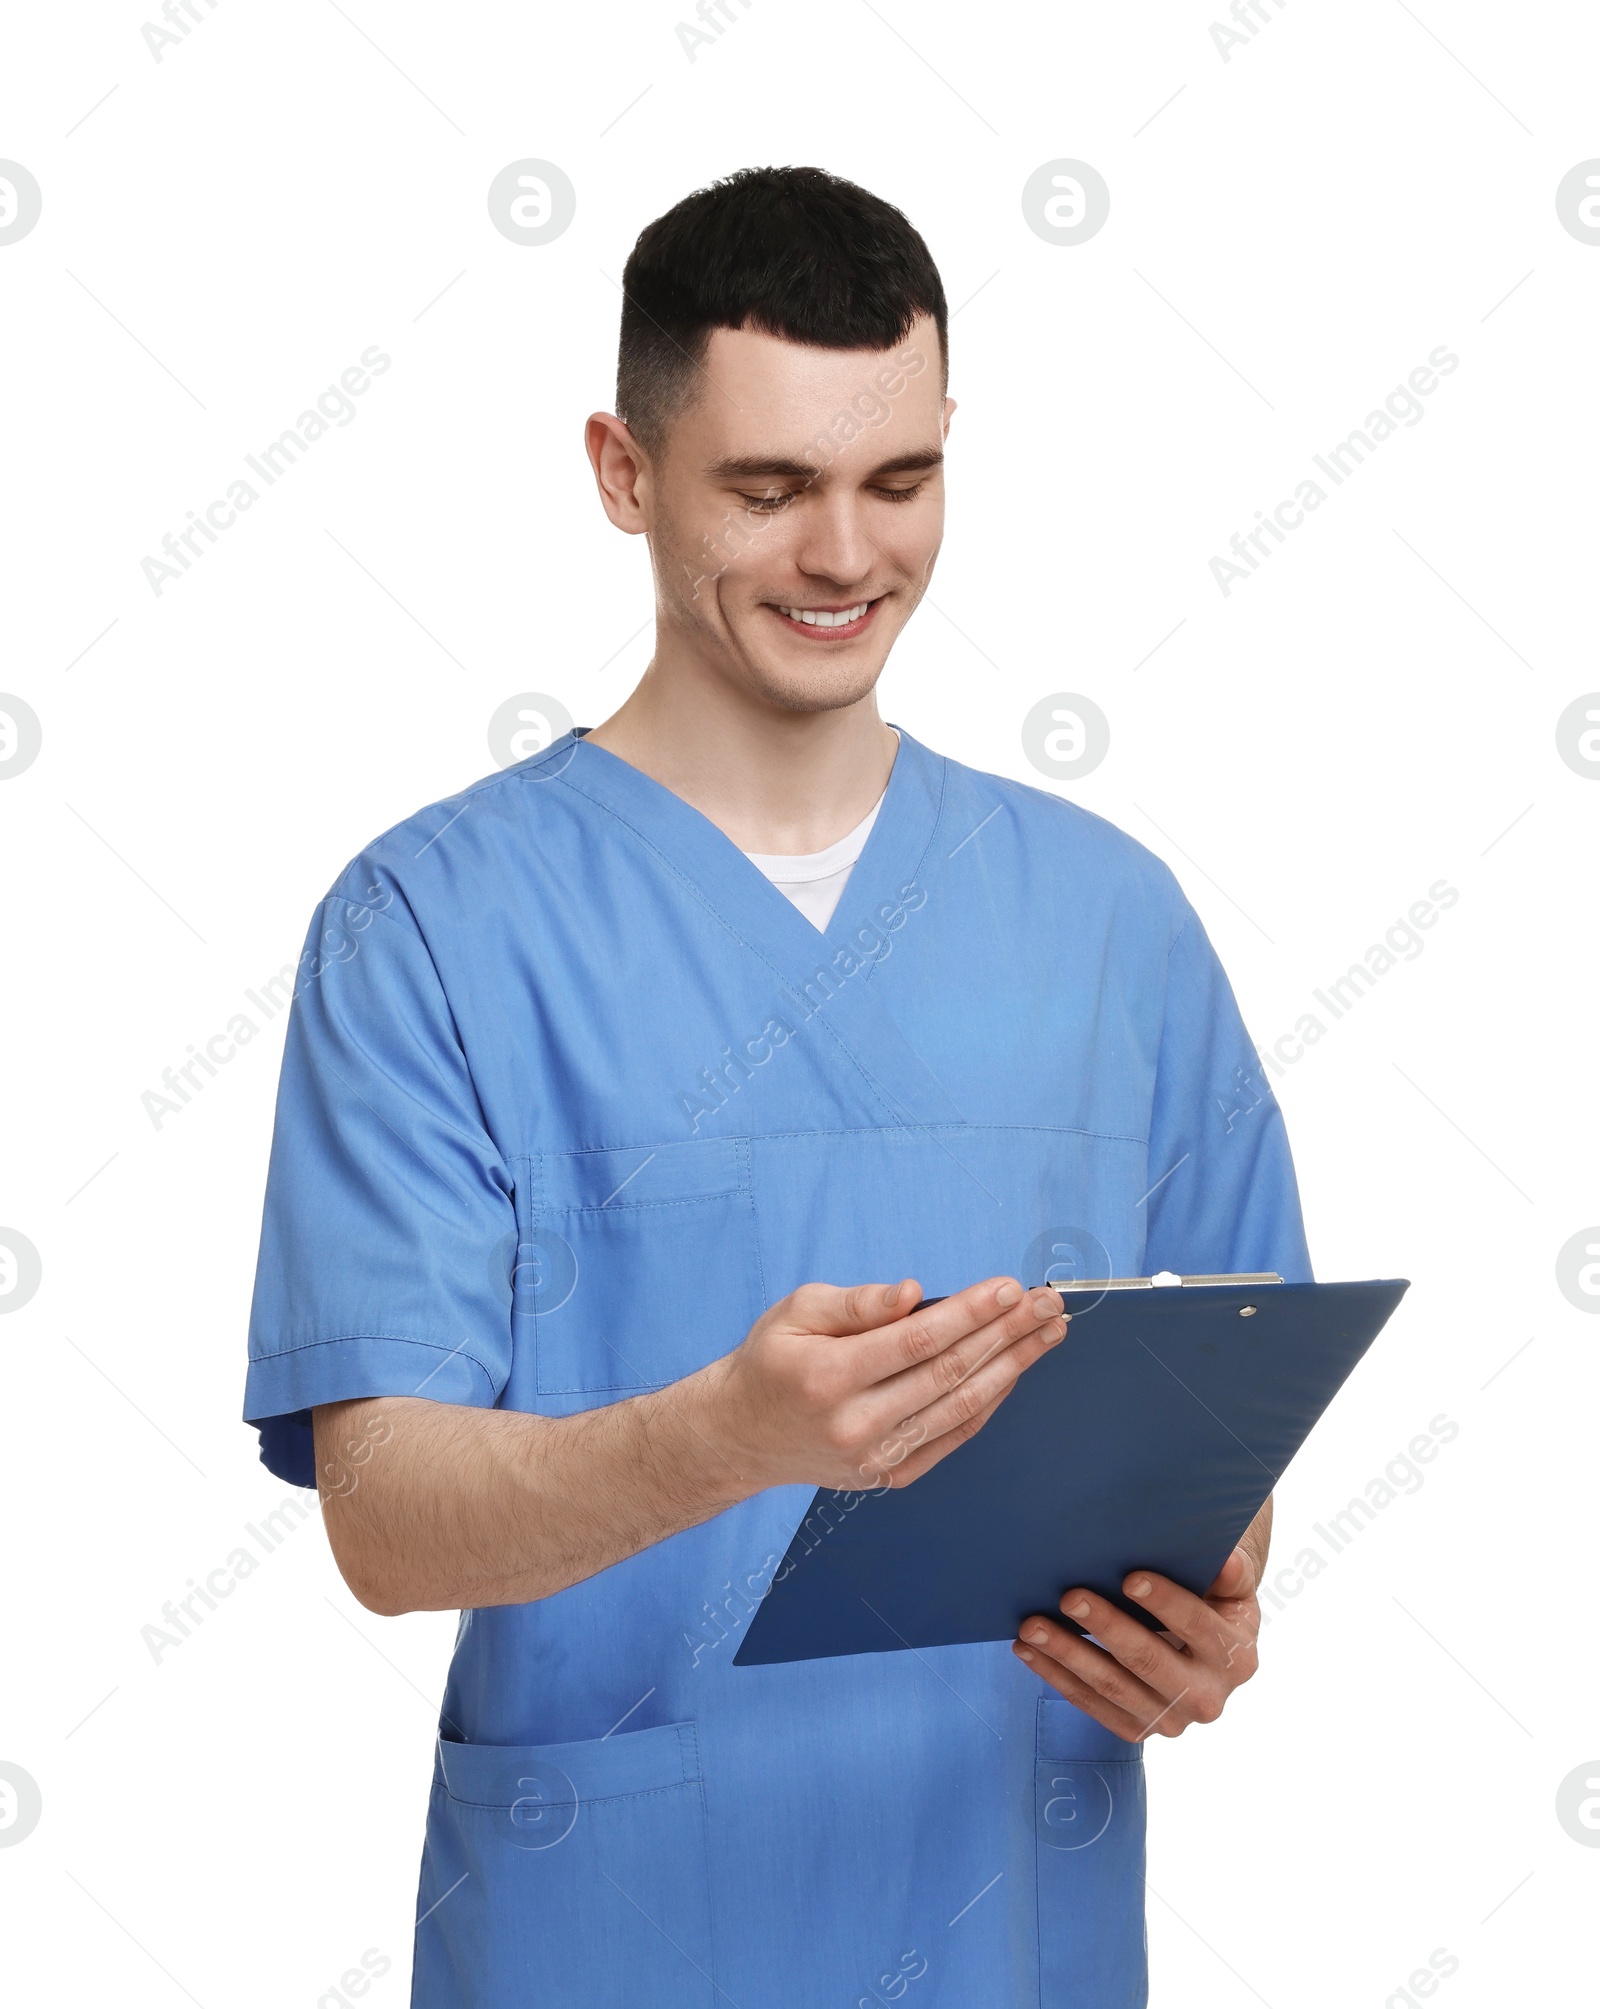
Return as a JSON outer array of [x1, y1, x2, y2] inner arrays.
[[765, 595, 885, 639]]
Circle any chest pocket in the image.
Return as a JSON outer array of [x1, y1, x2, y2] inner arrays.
[[520, 1137, 767, 1397]]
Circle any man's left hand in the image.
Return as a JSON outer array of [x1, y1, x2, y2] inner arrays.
[[1013, 1545, 1263, 1742]]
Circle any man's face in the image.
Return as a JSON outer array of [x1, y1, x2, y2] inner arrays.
[[638, 312, 951, 714]]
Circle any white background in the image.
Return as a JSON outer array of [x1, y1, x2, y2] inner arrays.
[[2, 1, 1596, 2003]]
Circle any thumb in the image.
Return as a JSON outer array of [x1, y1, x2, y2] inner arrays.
[[777, 1278, 922, 1337], [1208, 1546, 1256, 1601]]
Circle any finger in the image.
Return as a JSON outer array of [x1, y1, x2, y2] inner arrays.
[[1205, 1545, 1255, 1601], [781, 1278, 924, 1339], [1051, 1588, 1197, 1702], [863, 1283, 1067, 1409], [1120, 1570, 1246, 1668], [850, 1275, 1043, 1384], [1011, 1636, 1155, 1743], [1017, 1615, 1199, 1737], [865, 1374, 1016, 1488], [875, 1306, 1066, 1457], [856, 1289, 1067, 1484]]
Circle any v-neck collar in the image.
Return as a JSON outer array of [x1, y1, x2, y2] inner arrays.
[[525, 723, 963, 1129], [540, 723, 944, 965]]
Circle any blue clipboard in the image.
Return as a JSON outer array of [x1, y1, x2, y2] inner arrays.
[[734, 1275, 1409, 1667]]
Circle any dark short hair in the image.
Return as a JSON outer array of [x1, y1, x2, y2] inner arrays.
[[616, 165, 948, 462]]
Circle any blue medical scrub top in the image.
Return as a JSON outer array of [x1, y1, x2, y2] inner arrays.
[[244, 726, 1311, 2008]]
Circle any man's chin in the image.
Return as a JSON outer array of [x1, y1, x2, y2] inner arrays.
[[732, 657, 889, 716], [727, 625, 895, 716]]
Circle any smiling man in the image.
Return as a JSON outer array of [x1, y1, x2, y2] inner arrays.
[[243, 165, 1310, 2007]]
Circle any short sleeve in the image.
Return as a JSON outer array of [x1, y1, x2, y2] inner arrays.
[[1141, 899, 1312, 1283], [242, 885, 515, 1487]]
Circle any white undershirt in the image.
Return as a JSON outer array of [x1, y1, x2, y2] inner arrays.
[[742, 739, 896, 933]]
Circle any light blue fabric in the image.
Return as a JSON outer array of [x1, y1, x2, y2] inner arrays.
[[244, 726, 1311, 2007]]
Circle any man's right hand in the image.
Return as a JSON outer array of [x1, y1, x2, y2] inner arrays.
[[699, 1276, 1068, 1494], [314, 1276, 1064, 1616]]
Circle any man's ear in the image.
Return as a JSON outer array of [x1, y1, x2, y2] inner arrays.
[[942, 395, 958, 434], [586, 412, 653, 535]]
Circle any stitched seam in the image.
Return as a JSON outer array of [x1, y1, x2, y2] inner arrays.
[[528, 1153, 546, 1396], [1035, 1756, 1146, 1767], [543, 1191, 746, 1214], [435, 1720, 695, 1809], [860, 746, 947, 995], [735, 1120, 1149, 1147], [537, 1121, 1148, 1156], [434, 1777, 693, 1811], [738, 1137, 768, 1309], [540, 1377, 671, 1394], [551, 1141, 743, 1164], [249, 1334, 497, 1387], [690, 1723, 722, 1997]]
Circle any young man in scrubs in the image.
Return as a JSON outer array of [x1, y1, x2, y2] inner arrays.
[[244, 165, 1310, 2006]]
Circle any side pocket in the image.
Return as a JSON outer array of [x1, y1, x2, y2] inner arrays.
[[414, 1721, 716, 2008], [525, 1137, 766, 1395], [1035, 1697, 1148, 2007]]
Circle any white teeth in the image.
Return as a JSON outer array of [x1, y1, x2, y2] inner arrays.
[[779, 601, 871, 627]]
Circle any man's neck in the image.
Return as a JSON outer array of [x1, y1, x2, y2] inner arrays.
[[586, 663, 900, 857]]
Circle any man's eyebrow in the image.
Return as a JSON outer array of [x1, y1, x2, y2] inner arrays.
[[703, 447, 945, 482]]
